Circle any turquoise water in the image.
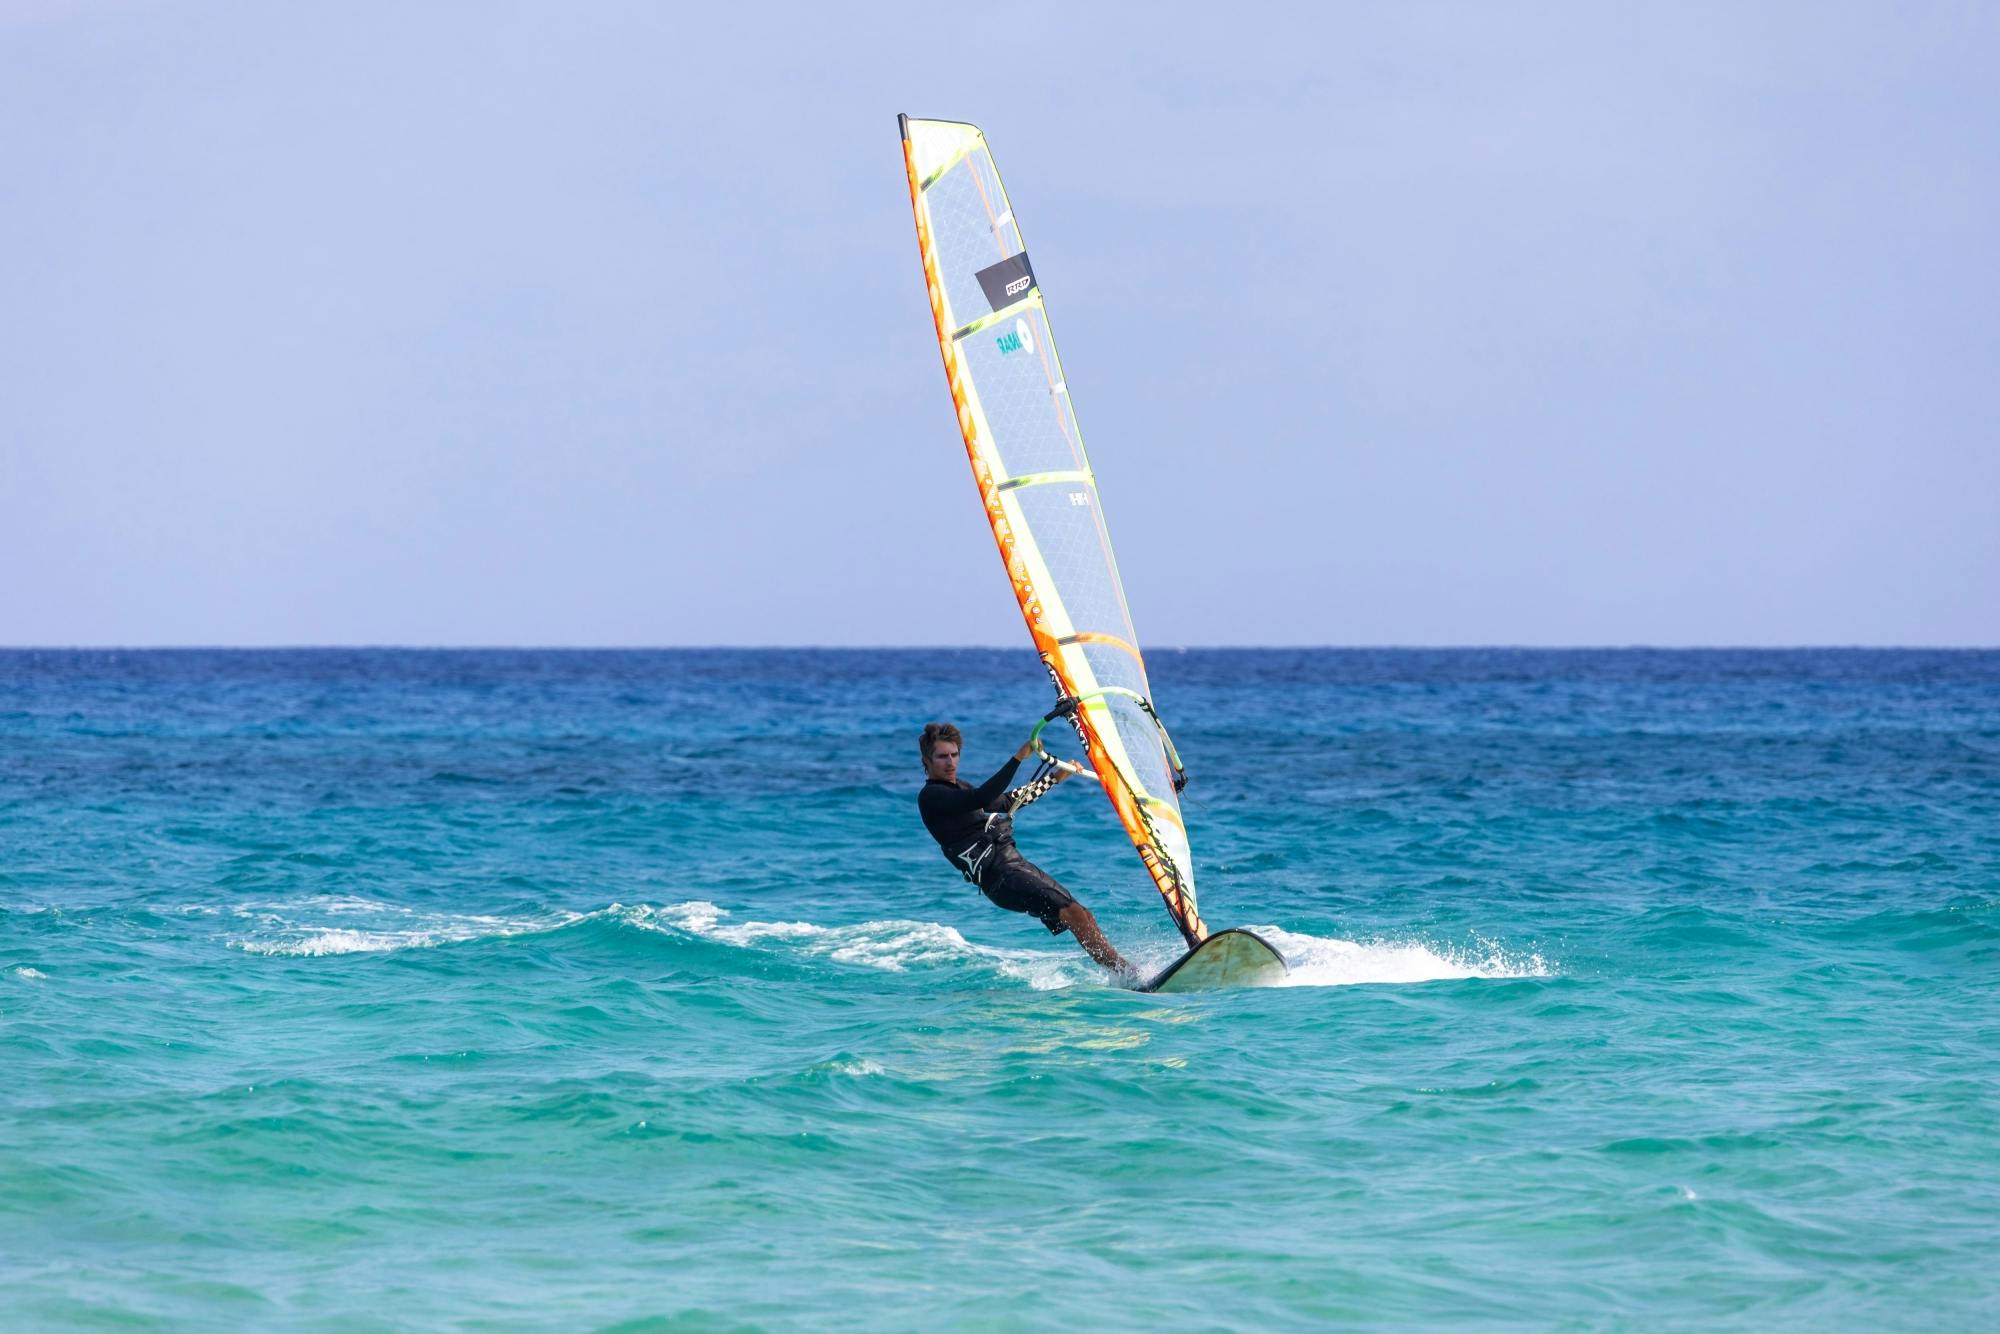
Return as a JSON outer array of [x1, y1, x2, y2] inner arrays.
[[4, 648, 1997, 1329]]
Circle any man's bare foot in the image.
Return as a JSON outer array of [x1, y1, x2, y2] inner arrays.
[[1058, 902, 1129, 973]]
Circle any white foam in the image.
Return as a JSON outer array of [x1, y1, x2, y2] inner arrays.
[[625, 902, 1550, 993], [647, 900, 723, 932], [1249, 925, 1550, 988], [227, 898, 577, 957], [635, 899, 1089, 986], [714, 920, 828, 947], [11, 966, 47, 980], [990, 948, 1098, 992], [220, 894, 1547, 992], [239, 928, 435, 957], [822, 1057, 886, 1077]]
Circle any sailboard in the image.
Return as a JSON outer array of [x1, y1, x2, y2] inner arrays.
[[899, 114, 1285, 993], [1140, 928, 1289, 994]]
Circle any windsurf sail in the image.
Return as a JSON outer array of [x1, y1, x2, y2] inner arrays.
[[900, 114, 1207, 948]]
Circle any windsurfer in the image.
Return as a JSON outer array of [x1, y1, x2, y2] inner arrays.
[[916, 721, 1131, 974]]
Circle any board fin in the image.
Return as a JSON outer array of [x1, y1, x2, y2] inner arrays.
[[1139, 928, 1288, 994]]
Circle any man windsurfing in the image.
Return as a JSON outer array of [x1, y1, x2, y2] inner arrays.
[[917, 718, 1131, 975]]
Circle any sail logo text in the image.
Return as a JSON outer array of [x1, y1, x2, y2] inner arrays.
[[994, 318, 1035, 357], [1005, 275, 1031, 296]]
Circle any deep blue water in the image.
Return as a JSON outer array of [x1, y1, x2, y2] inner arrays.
[[4, 648, 1997, 1328]]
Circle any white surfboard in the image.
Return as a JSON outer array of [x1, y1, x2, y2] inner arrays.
[[1140, 928, 1288, 993]]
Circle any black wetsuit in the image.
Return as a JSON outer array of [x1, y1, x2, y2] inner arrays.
[[919, 758, 1077, 934]]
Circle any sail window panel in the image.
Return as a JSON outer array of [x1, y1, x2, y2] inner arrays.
[[958, 308, 1086, 480], [1074, 640, 1150, 696], [1010, 483, 1138, 647], [1101, 699, 1181, 808], [1150, 819, 1195, 893], [923, 150, 1022, 329], [1066, 642, 1182, 820]]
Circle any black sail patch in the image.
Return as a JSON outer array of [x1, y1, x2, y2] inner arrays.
[[974, 252, 1037, 312]]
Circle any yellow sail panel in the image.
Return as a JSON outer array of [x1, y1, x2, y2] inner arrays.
[[899, 114, 1207, 947]]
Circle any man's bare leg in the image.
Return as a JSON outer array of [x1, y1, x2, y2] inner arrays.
[[1059, 903, 1130, 974]]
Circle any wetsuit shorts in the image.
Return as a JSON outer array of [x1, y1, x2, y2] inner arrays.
[[976, 848, 1077, 935]]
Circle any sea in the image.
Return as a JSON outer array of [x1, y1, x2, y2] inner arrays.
[[3, 648, 1996, 1329]]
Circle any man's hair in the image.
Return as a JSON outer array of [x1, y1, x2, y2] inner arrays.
[[919, 721, 962, 762]]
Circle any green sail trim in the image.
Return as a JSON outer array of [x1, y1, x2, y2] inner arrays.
[[951, 295, 1041, 341], [997, 470, 1092, 493]]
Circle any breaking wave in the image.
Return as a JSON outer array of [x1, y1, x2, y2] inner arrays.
[[222, 896, 1549, 991]]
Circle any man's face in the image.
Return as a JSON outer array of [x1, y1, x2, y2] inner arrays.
[[925, 740, 960, 782]]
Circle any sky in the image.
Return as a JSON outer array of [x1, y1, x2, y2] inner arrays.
[[2, 1, 1994, 647]]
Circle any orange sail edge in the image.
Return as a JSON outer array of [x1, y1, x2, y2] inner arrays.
[[903, 135, 1207, 951]]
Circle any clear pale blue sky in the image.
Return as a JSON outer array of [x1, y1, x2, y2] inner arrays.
[[3, 2, 1994, 646]]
